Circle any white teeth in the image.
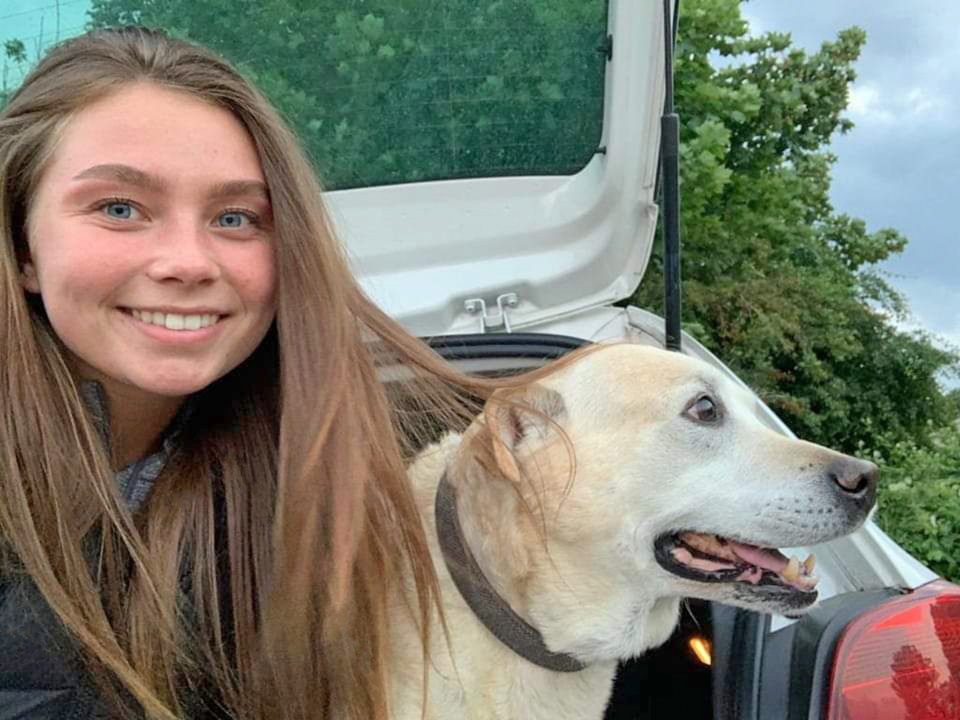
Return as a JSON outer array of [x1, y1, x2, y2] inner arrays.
[[782, 556, 801, 582], [129, 309, 220, 331], [803, 553, 816, 575]]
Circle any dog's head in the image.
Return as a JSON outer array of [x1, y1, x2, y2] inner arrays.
[[462, 343, 877, 621]]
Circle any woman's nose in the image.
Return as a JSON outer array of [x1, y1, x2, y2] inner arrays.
[[145, 220, 221, 285]]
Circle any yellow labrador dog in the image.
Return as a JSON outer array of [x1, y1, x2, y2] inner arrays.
[[388, 344, 877, 719]]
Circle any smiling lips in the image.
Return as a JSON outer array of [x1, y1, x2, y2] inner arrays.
[[125, 307, 224, 331]]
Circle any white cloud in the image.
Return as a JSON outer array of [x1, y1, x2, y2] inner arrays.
[[905, 87, 940, 115], [887, 277, 960, 349], [741, 9, 765, 36], [847, 83, 947, 126], [847, 85, 894, 123]]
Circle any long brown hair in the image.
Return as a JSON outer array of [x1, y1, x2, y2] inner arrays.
[[0, 26, 571, 720]]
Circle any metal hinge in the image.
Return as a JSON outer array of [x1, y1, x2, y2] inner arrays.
[[464, 293, 519, 333], [597, 33, 613, 61]]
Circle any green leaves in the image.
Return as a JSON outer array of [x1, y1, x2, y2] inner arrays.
[[821, 215, 908, 271], [3, 39, 27, 65], [1, 39, 29, 105], [358, 13, 385, 42], [877, 425, 960, 581]]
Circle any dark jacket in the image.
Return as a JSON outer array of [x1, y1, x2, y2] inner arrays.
[[0, 579, 112, 719], [0, 384, 194, 719]]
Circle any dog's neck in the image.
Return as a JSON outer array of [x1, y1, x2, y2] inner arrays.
[[435, 471, 587, 672], [435, 453, 682, 667]]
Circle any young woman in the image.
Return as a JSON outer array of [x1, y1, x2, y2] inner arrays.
[[0, 26, 527, 720]]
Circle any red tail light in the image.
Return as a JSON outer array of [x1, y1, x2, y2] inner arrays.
[[827, 579, 960, 720]]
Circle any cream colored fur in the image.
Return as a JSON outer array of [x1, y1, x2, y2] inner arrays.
[[388, 344, 876, 719]]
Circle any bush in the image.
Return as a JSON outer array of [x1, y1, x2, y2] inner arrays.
[[874, 425, 960, 582]]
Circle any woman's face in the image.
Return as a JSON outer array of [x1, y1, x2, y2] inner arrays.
[[24, 83, 277, 403]]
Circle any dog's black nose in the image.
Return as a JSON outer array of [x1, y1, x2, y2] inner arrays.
[[828, 458, 879, 498]]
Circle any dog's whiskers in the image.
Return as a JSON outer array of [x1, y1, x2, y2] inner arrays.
[[680, 598, 702, 630]]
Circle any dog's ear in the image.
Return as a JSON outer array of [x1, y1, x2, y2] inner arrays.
[[484, 384, 566, 484]]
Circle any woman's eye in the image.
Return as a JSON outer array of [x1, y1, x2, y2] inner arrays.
[[686, 395, 721, 423], [101, 201, 138, 220], [216, 210, 257, 228]]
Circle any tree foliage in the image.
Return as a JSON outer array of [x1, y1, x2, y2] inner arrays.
[[630, 0, 958, 454], [876, 424, 960, 581]]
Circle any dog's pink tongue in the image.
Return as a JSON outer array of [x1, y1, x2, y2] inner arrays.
[[729, 542, 789, 574]]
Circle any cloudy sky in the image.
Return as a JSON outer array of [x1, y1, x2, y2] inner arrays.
[[743, 1, 960, 359]]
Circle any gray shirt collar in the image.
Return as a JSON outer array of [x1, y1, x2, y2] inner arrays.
[[79, 381, 188, 511]]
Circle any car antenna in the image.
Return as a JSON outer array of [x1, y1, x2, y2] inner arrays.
[[661, 0, 682, 351]]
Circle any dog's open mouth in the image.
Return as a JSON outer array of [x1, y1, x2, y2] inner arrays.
[[654, 531, 819, 603]]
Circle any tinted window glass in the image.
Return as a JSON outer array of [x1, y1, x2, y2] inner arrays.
[[2, 0, 608, 190]]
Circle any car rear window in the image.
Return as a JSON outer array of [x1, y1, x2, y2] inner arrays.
[[2, 0, 608, 190]]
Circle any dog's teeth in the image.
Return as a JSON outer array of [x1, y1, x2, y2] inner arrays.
[[803, 553, 816, 575], [783, 556, 801, 582]]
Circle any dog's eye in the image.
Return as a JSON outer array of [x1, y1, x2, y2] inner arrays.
[[686, 395, 720, 423]]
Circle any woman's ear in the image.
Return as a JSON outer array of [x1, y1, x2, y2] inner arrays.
[[13, 192, 41, 288], [15, 235, 40, 293], [20, 261, 40, 293]]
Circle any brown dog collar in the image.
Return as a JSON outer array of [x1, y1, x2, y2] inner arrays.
[[434, 472, 587, 673]]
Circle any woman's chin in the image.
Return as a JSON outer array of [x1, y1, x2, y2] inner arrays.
[[95, 368, 223, 403], [131, 374, 219, 399]]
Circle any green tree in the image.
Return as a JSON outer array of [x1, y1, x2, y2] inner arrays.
[[632, 0, 958, 454], [1, 39, 28, 106]]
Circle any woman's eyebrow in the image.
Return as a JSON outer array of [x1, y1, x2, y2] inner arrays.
[[71, 164, 269, 201], [208, 180, 270, 202], [72, 163, 167, 191]]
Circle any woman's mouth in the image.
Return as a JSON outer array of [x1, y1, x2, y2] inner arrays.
[[123, 307, 224, 331]]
